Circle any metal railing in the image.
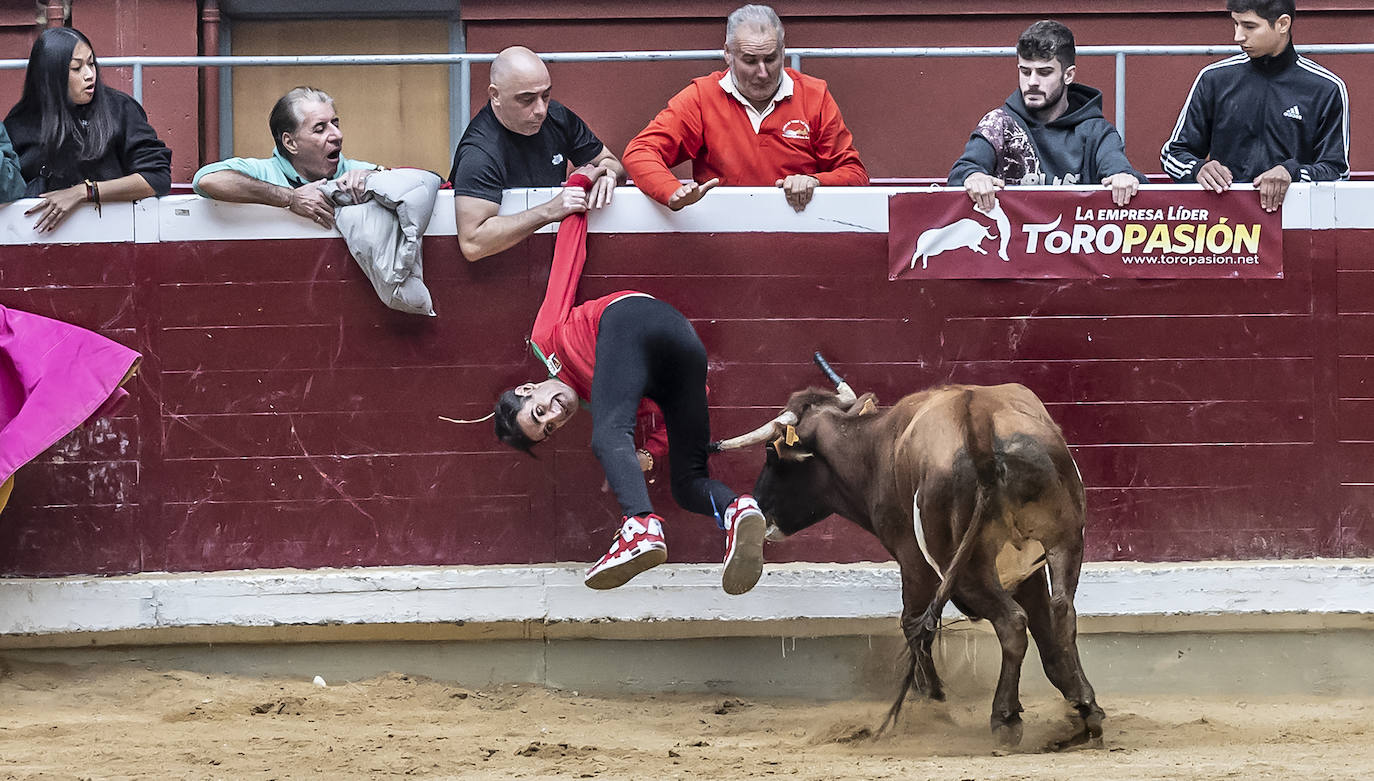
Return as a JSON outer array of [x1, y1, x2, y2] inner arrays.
[[2, 44, 1370, 157]]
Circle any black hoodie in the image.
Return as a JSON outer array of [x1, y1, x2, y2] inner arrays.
[[1161, 42, 1349, 184], [948, 82, 1144, 187]]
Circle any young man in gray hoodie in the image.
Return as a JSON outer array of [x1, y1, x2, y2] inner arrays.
[[949, 20, 1145, 212]]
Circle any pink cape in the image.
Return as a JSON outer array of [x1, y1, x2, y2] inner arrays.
[[0, 305, 141, 484]]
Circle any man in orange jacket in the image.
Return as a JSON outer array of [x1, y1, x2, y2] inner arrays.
[[623, 4, 868, 213]]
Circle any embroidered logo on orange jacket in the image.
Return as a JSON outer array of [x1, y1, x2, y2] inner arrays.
[[781, 119, 811, 140]]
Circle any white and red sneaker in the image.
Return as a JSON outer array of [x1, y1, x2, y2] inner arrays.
[[722, 495, 766, 595], [584, 514, 668, 590]]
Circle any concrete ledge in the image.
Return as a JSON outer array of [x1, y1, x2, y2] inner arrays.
[[2, 559, 1372, 648], [4, 183, 1374, 246]]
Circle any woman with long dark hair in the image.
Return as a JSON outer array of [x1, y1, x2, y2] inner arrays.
[[4, 27, 171, 232]]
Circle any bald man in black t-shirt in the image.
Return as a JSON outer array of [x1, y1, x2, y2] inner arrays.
[[451, 46, 626, 261]]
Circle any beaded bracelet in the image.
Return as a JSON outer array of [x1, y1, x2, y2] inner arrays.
[[83, 179, 101, 216]]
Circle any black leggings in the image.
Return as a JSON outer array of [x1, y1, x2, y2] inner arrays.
[[590, 296, 737, 525]]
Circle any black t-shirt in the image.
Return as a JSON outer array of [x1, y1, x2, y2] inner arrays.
[[448, 100, 603, 203]]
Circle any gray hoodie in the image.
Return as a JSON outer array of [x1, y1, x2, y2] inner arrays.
[[948, 83, 1144, 187]]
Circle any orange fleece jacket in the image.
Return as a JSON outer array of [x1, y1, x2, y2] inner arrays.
[[623, 68, 868, 204]]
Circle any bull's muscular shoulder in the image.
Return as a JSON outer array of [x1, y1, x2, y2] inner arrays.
[[890, 382, 1064, 459], [888, 386, 973, 465]]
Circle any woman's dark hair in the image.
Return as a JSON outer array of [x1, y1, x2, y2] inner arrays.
[[5, 27, 118, 163], [494, 388, 538, 456]]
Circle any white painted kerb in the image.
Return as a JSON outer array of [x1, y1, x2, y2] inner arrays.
[[1, 559, 1371, 637]]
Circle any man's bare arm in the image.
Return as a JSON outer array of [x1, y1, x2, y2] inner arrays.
[[196, 170, 293, 207], [198, 170, 336, 227], [455, 189, 586, 262], [585, 146, 625, 210], [589, 147, 626, 185]]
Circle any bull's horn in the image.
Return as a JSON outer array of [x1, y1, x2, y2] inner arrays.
[[712, 410, 799, 452], [813, 352, 857, 406]]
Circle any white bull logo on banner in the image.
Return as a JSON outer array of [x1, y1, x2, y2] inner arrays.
[[909, 200, 1013, 269]]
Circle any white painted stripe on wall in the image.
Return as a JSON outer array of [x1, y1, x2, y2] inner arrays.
[[2, 559, 1371, 637], [0, 200, 135, 244], [6, 184, 1374, 246]]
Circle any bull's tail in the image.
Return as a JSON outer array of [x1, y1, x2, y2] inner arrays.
[[880, 389, 999, 734]]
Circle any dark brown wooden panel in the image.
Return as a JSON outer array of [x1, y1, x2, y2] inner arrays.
[[18, 416, 141, 463], [694, 319, 932, 364], [1337, 400, 1374, 442], [159, 366, 537, 416], [942, 315, 1314, 362], [0, 244, 137, 288], [4, 460, 139, 506], [1339, 357, 1374, 398], [0, 505, 142, 576], [1337, 443, 1374, 485], [1335, 230, 1374, 272], [1072, 443, 1315, 489], [1335, 485, 1374, 556], [142, 496, 547, 570], [1088, 527, 1326, 562], [153, 237, 538, 284], [588, 233, 890, 278], [1336, 269, 1374, 314], [704, 357, 1316, 406], [1338, 314, 1374, 357], [161, 411, 507, 459], [1047, 400, 1313, 446], [0, 288, 140, 330], [158, 453, 532, 504], [154, 277, 538, 329], [929, 277, 1313, 318], [156, 321, 525, 371]]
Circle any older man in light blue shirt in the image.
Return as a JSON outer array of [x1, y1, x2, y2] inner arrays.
[[193, 86, 383, 229]]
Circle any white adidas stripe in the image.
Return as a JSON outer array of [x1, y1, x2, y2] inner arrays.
[[1295, 55, 1351, 179], [1160, 54, 1250, 177]]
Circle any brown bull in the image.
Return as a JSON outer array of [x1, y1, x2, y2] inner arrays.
[[716, 371, 1103, 749]]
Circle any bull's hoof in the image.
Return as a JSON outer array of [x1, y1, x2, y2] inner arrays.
[[1044, 727, 1103, 752], [991, 716, 1023, 747], [1044, 704, 1106, 752], [1082, 704, 1105, 739]]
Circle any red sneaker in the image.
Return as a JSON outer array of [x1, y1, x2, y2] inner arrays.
[[584, 514, 668, 590], [722, 495, 766, 595]]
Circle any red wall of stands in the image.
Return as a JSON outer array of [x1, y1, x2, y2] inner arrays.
[[1, 221, 1372, 576]]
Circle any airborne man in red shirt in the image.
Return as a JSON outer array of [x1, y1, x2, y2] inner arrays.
[[488, 166, 768, 595], [623, 4, 868, 213]]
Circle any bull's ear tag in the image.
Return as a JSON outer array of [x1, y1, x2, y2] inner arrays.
[[859, 398, 877, 416], [785, 425, 800, 446], [771, 436, 784, 457]]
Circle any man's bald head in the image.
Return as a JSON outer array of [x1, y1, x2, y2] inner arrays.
[[489, 46, 553, 136], [490, 46, 549, 88]]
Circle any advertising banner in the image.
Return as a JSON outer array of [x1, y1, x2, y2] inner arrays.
[[888, 189, 1282, 280]]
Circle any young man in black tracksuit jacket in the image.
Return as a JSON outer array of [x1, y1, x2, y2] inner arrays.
[[949, 20, 1146, 213], [1161, 0, 1349, 213]]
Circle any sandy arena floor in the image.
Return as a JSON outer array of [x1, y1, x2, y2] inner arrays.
[[1, 656, 1372, 780]]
